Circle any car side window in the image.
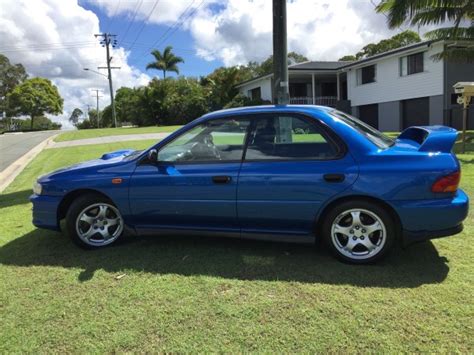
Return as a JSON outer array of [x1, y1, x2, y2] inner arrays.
[[158, 118, 251, 162], [245, 115, 340, 160]]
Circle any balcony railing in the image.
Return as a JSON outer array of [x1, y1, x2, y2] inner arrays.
[[289, 96, 338, 107]]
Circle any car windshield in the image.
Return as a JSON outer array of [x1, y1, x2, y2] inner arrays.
[[329, 110, 394, 149]]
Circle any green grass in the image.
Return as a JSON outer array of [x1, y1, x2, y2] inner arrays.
[[54, 125, 182, 142], [0, 141, 473, 352]]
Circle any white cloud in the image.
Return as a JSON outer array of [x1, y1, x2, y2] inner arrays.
[[94, 0, 430, 66], [188, 0, 425, 66], [0, 0, 150, 129]]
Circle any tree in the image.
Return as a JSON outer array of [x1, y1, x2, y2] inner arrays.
[[146, 46, 184, 78], [252, 51, 309, 76], [338, 55, 357, 61], [7, 77, 63, 129], [69, 108, 83, 126], [0, 54, 27, 113], [204, 66, 251, 110], [376, 0, 474, 61], [338, 30, 421, 60]]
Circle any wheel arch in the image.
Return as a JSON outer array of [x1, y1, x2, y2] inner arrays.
[[314, 194, 402, 242], [57, 189, 113, 223]]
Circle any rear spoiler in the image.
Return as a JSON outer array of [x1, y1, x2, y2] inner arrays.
[[397, 126, 459, 153]]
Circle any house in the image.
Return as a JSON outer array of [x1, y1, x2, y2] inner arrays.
[[236, 40, 474, 131]]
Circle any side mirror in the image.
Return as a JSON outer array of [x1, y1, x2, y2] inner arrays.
[[147, 149, 158, 163]]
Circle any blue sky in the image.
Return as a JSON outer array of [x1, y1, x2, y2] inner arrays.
[[81, 1, 223, 78]]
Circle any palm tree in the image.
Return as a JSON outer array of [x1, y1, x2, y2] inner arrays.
[[146, 46, 184, 78], [376, 0, 474, 61]]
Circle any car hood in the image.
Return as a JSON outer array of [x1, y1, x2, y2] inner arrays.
[[38, 149, 137, 182]]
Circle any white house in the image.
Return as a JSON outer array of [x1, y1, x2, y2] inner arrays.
[[236, 40, 474, 131]]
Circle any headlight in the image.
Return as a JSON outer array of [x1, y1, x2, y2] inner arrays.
[[33, 182, 43, 195]]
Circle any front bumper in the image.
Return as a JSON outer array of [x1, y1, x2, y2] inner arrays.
[[393, 189, 469, 246], [30, 194, 62, 231]]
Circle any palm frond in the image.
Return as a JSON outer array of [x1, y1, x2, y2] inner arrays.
[[426, 26, 474, 40], [376, 0, 471, 29], [431, 46, 474, 62]]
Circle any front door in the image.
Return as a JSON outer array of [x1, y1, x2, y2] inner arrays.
[[129, 117, 251, 232], [237, 113, 358, 236]]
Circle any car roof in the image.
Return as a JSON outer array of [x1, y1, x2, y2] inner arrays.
[[200, 105, 334, 119]]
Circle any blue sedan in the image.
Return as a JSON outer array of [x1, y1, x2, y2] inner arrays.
[[31, 106, 469, 263]]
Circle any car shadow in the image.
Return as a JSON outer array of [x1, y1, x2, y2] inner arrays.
[[0, 189, 32, 208], [0, 229, 450, 287]]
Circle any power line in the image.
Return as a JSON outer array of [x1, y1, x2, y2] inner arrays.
[[131, 0, 199, 64], [119, 0, 144, 43], [104, 0, 122, 33], [124, 0, 160, 51]]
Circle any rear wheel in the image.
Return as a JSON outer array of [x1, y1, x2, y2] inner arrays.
[[322, 200, 395, 264], [66, 194, 124, 249]]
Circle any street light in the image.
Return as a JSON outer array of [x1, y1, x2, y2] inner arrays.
[[83, 67, 108, 78]]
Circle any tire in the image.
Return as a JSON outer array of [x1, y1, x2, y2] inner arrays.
[[321, 200, 395, 264], [65, 193, 124, 249]]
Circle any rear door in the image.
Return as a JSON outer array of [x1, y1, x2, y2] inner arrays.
[[237, 113, 358, 236]]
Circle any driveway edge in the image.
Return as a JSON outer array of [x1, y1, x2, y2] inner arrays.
[[0, 134, 58, 193]]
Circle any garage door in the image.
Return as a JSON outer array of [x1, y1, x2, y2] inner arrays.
[[402, 97, 429, 129], [358, 104, 379, 129]]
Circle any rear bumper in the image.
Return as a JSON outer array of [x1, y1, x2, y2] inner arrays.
[[393, 189, 469, 246], [30, 194, 61, 231]]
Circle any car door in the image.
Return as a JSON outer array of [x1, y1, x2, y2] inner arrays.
[[129, 117, 251, 233], [237, 113, 358, 236]]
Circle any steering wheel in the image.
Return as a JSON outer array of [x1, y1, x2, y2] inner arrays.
[[175, 135, 221, 161]]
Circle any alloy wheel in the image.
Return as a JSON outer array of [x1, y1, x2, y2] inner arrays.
[[75, 203, 123, 246], [330, 208, 386, 261]]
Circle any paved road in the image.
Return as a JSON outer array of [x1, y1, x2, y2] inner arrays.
[[48, 132, 170, 149], [0, 131, 58, 172]]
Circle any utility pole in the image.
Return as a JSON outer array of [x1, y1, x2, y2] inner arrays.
[[91, 90, 102, 128], [272, 0, 289, 105], [95, 33, 119, 127]]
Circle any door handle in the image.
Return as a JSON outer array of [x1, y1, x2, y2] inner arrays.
[[323, 174, 345, 183], [212, 175, 231, 184]]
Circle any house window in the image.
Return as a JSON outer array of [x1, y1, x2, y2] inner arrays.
[[400, 52, 424, 76], [248, 87, 261, 100], [357, 65, 376, 85]]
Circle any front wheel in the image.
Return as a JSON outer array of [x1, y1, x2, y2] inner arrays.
[[322, 200, 395, 264], [66, 194, 124, 249]]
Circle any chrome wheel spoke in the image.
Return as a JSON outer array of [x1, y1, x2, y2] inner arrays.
[[360, 237, 377, 252], [344, 238, 358, 252], [107, 217, 120, 227], [334, 223, 352, 237], [350, 211, 362, 226], [82, 227, 96, 241], [97, 205, 108, 219], [80, 214, 95, 225], [364, 221, 383, 235]]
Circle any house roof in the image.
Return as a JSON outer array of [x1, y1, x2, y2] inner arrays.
[[288, 60, 353, 70], [339, 40, 438, 69]]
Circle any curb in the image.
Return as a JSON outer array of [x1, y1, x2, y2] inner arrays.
[[0, 134, 58, 193]]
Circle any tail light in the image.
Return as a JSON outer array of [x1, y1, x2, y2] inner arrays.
[[431, 171, 460, 193]]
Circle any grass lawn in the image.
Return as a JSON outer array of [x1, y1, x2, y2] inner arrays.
[[0, 140, 473, 352], [54, 125, 182, 142]]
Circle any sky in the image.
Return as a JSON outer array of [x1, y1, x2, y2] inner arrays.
[[0, 0, 428, 129]]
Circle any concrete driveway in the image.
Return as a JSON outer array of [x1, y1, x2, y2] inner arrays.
[[0, 131, 58, 172]]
